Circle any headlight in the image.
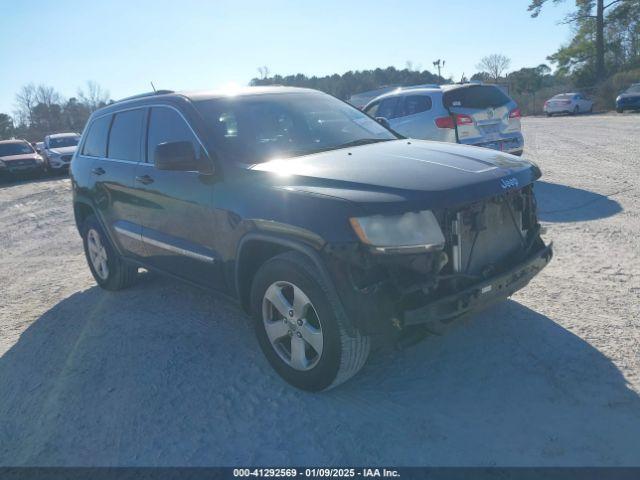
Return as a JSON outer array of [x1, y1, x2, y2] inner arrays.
[[349, 210, 445, 254]]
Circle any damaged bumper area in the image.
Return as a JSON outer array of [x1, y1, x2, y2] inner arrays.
[[323, 185, 552, 342], [402, 242, 552, 327]]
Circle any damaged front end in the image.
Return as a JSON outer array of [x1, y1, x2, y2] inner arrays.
[[324, 184, 553, 345]]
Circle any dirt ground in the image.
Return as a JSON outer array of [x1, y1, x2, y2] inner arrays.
[[0, 114, 639, 466]]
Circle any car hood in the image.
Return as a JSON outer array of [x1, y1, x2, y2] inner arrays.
[[249, 139, 540, 213], [0, 153, 40, 162], [47, 145, 77, 155]]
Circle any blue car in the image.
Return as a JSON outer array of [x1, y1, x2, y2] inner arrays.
[[616, 83, 640, 113]]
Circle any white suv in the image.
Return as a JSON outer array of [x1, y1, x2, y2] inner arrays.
[[363, 84, 524, 156], [43, 132, 81, 173]]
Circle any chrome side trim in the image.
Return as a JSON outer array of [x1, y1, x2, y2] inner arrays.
[[115, 225, 215, 264], [114, 225, 142, 241], [142, 235, 216, 264]]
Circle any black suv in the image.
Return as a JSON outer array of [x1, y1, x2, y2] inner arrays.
[[71, 87, 552, 391]]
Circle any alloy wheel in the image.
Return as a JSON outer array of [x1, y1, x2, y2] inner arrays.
[[262, 281, 324, 371], [87, 228, 109, 280]]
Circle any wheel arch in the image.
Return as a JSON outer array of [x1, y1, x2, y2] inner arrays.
[[73, 199, 95, 231], [234, 232, 355, 335]]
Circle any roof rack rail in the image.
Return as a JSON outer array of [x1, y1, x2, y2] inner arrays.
[[398, 84, 441, 90], [115, 90, 175, 103]]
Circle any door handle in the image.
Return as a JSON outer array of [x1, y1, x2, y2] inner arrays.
[[91, 167, 105, 175], [135, 174, 154, 185]]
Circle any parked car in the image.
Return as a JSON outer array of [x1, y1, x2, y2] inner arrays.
[[71, 87, 552, 391], [363, 84, 524, 156], [616, 83, 640, 113], [0, 139, 45, 178], [349, 84, 439, 110], [543, 93, 593, 116], [43, 132, 80, 173], [348, 86, 398, 110]]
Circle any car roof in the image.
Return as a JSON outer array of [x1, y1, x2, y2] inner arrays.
[[92, 86, 330, 117], [116, 86, 323, 105], [180, 86, 322, 101], [365, 86, 443, 104], [0, 139, 28, 145], [364, 82, 508, 106]]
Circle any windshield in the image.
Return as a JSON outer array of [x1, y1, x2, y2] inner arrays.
[[625, 85, 640, 94], [49, 136, 79, 148], [194, 92, 397, 164], [0, 142, 34, 157]]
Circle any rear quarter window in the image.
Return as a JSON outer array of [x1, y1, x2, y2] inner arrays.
[[443, 86, 511, 109], [81, 115, 112, 157]]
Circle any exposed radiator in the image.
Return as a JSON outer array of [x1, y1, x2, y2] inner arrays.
[[450, 194, 527, 276]]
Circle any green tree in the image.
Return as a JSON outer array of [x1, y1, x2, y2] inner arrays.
[[509, 64, 552, 94], [529, 0, 639, 82], [0, 113, 14, 140]]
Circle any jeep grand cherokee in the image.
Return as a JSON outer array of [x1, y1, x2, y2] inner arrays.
[[71, 87, 552, 391]]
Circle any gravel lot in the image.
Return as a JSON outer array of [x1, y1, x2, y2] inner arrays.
[[0, 114, 639, 466]]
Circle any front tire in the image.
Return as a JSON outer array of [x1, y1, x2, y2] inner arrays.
[[82, 215, 138, 290], [617, 107, 624, 113], [573, 105, 580, 115], [250, 251, 370, 391]]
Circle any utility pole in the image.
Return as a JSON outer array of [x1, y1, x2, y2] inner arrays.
[[433, 59, 445, 79]]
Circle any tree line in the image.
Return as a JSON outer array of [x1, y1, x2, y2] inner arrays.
[[0, 81, 110, 142], [2, 0, 637, 139], [250, 66, 445, 99], [250, 1, 639, 113]]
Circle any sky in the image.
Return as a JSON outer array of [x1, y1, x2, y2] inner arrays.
[[0, 0, 575, 114]]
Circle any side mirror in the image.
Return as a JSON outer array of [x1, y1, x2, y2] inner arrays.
[[154, 141, 211, 173], [375, 116, 391, 129]]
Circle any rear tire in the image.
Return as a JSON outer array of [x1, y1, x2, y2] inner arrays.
[[573, 106, 579, 115], [250, 251, 370, 391], [82, 215, 138, 291], [546, 112, 552, 117]]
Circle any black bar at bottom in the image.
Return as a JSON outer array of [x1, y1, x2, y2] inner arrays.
[[0, 467, 639, 480]]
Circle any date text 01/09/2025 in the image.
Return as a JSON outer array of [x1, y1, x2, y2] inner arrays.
[[232, 468, 401, 478]]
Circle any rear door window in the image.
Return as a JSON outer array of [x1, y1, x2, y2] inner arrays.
[[376, 97, 401, 119], [108, 109, 145, 162], [443, 86, 511, 109], [146, 107, 202, 164], [82, 115, 112, 157], [398, 95, 432, 117]]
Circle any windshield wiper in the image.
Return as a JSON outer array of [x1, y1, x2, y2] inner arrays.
[[334, 138, 394, 149], [301, 138, 394, 155]]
